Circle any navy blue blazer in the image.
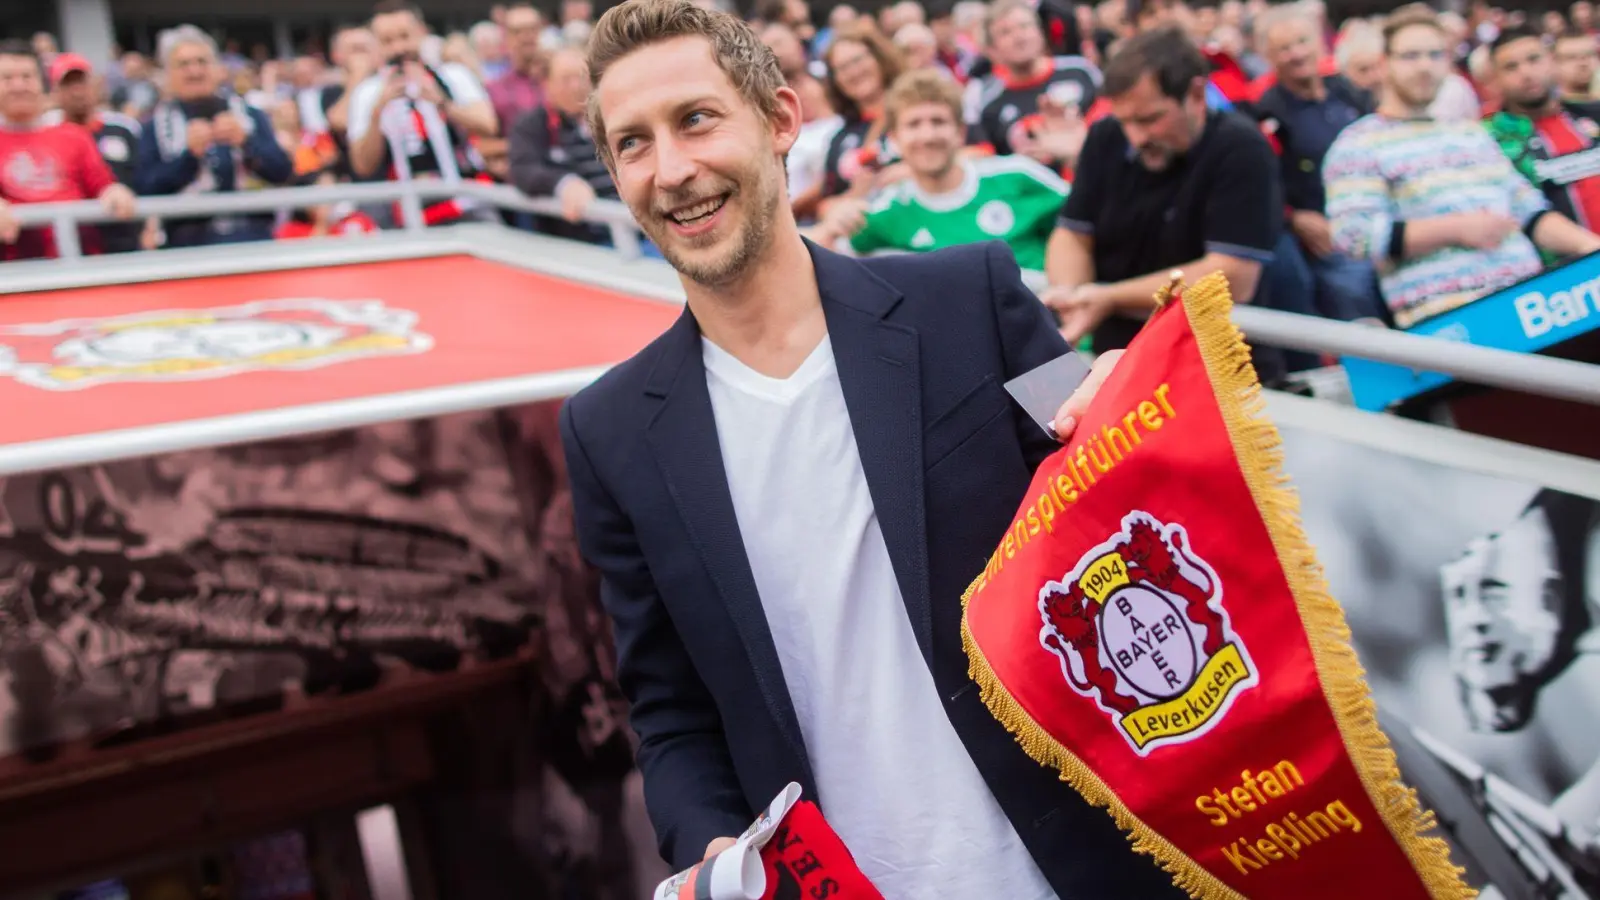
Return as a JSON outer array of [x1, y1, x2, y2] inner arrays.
[[560, 240, 1182, 898]]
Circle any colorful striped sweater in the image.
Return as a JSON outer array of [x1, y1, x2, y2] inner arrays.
[[1323, 114, 1548, 328]]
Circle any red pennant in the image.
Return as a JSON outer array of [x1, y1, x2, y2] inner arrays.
[[961, 273, 1475, 899]]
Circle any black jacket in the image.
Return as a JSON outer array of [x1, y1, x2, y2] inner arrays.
[[561, 240, 1184, 899]]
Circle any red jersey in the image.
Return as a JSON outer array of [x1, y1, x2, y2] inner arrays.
[[0, 121, 116, 260], [1533, 108, 1600, 231]]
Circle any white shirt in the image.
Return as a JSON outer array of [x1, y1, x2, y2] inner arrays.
[[345, 61, 486, 145], [787, 115, 843, 206], [1427, 72, 1482, 123], [704, 335, 1055, 900]]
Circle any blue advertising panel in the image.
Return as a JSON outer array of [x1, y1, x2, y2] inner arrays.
[[1343, 251, 1600, 411]]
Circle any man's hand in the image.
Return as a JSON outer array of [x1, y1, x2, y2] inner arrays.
[[557, 176, 597, 223], [211, 112, 247, 148], [1454, 211, 1519, 250], [376, 69, 409, 113], [407, 62, 446, 106], [1030, 99, 1088, 169], [1051, 350, 1123, 440], [871, 161, 912, 190], [0, 199, 19, 244], [1576, 229, 1600, 256], [703, 836, 738, 861], [1290, 209, 1334, 259], [139, 217, 163, 251], [185, 119, 215, 157], [1042, 282, 1116, 344], [99, 183, 137, 219], [820, 196, 868, 238]]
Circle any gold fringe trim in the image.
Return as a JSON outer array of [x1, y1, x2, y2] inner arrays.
[[959, 272, 1476, 900]]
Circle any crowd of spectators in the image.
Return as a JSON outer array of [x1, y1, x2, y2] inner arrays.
[[5, 0, 1600, 370]]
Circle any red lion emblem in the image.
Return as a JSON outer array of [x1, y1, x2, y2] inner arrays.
[[1039, 515, 1226, 714]]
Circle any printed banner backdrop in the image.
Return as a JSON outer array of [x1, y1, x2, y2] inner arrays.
[[1281, 427, 1600, 900], [0, 408, 544, 759], [0, 400, 664, 899]]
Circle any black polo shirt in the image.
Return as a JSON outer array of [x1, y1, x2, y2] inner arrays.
[[1058, 110, 1281, 352]]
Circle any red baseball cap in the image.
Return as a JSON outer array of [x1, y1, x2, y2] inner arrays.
[[48, 53, 93, 87]]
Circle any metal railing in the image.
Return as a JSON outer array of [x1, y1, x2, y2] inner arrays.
[[4, 182, 1599, 409], [1230, 305, 1600, 407], [3, 179, 644, 258]]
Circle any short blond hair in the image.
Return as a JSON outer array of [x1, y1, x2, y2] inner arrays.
[[585, 0, 785, 167], [984, 0, 1036, 47], [884, 68, 963, 131], [1382, 3, 1446, 55]]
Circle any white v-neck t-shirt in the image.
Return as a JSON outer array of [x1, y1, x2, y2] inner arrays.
[[702, 334, 1054, 900]]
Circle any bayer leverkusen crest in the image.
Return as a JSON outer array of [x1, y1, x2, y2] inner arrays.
[[0, 299, 432, 391], [1038, 511, 1258, 755]]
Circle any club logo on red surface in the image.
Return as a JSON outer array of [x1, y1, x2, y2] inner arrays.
[[0, 299, 433, 391], [1038, 511, 1258, 755]]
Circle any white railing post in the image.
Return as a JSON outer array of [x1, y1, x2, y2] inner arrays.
[[51, 213, 82, 259], [398, 181, 427, 233], [609, 223, 643, 259]]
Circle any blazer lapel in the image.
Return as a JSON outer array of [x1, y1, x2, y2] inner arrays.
[[810, 244, 935, 667], [642, 311, 812, 770]]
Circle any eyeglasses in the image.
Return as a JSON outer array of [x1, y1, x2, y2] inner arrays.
[[1393, 49, 1448, 63]]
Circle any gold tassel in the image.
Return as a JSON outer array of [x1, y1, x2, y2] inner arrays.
[[961, 273, 1476, 900], [1182, 272, 1474, 900]]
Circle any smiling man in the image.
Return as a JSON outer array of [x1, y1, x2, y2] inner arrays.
[[812, 68, 1068, 276], [557, 1, 1177, 897]]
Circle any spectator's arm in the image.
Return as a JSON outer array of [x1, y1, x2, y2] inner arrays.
[[1531, 212, 1600, 257], [1094, 252, 1263, 310], [325, 82, 359, 136], [1045, 119, 1113, 290], [1394, 218, 1477, 260], [132, 122, 199, 195], [1319, 130, 1492, 266], [438, 64, 499, 138], [346, 80, 392, 180], [243, 108, 295, 184], [1045, 226, 1095, 289], [837, 202, 887, 254], [507, 109, 569, 197], [1325, 191, 1507, 266], [444, 98, 498, 138], [349, 112, 391, 180]]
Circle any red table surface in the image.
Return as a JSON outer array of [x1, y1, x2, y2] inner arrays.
[[0, 255, 682, 446]]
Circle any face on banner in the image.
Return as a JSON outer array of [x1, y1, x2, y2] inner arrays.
[[1282, 430, 1600, 899], [1441, 513, 1564, 718]]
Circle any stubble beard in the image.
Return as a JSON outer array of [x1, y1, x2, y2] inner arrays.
[[646, 163, 781, 289]]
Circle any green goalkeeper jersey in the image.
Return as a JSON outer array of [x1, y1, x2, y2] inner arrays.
[[848, 155, 1069, 271]]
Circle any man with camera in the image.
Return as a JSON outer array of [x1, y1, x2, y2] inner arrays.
[[133, 25, 293, 248], [346, 0, 500, 226]]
